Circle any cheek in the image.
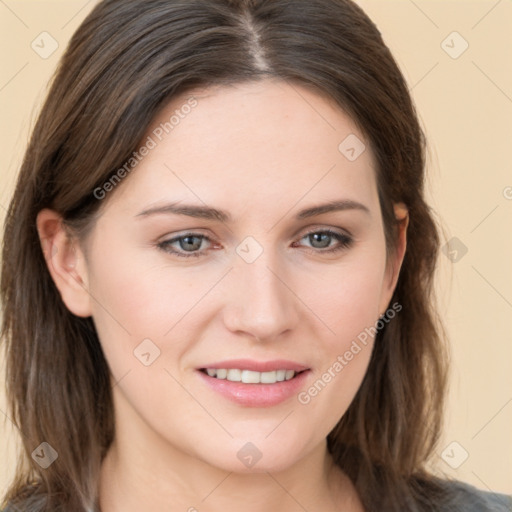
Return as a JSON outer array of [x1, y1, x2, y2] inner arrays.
[[302, 247, 387, 347], [296, 343, 373, 449], [89, 254, 186, 333], [293, 249, 386, 417], [296, 279, 380, 433], [86, 237, 203, 379]]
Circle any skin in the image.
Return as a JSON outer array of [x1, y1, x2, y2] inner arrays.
[[37, 79, 408, 511]]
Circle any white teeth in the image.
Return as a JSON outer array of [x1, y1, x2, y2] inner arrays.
[[260, 371, 277, 384], [216, 369, 227, 379], [241, 370, 260, 384], [204, 368, 297, 383], [226, 369, 242, 382]]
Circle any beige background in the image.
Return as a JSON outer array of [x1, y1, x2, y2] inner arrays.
[[1, 0, 511, 499]]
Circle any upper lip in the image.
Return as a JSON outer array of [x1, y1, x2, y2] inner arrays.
[[198, 359, 309, 372]]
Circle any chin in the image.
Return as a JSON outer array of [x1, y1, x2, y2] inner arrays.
[[194, 433, 314, 474]]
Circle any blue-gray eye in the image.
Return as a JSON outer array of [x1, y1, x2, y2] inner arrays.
[[297, 229, 353, 252], [158, 233, 210, 258], [158, 229, 353, 259]]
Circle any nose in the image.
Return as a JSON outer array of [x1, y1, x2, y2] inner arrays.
[[222, 249, 300, 342]]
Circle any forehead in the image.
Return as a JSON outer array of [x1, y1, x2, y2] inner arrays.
[[106, 79, 379, 219]]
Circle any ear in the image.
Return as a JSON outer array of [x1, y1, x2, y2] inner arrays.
[[36, 208, 92, 318], [378, 202, 409, 315]]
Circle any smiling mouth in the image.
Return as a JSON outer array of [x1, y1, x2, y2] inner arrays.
[[199, 368, 306, 384]]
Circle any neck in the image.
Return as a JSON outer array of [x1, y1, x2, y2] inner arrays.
[[99, 440, 353, 511], [98, 388, 363, 511]]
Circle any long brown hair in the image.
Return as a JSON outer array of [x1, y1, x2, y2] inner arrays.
[[1, 0, 449, 510]]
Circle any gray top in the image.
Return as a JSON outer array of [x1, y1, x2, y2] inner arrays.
[[439, 479, 512, 511]]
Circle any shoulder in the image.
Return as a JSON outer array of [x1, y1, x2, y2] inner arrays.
[[434, 478, 512, 512]]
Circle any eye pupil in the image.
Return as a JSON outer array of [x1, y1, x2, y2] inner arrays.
[[310, 233, 331, 249], [180, 235, 202, 251]]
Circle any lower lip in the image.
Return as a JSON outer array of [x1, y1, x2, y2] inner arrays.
[[197, 370, 310, 407]]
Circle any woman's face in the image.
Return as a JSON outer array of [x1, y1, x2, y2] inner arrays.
[[48, 80, 407, 473]]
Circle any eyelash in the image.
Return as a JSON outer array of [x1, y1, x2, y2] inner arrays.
[[157, 229, 353, 259]]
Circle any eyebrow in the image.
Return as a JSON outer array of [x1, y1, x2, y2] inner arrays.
[[135, 199, 371, 222]]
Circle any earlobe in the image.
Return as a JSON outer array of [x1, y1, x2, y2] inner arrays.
[[390, 202, 409, 287], [380, 202, 409, 314], [36, 208, 92, 318]]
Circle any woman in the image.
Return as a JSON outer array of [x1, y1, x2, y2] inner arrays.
[[1, 0, 510, 510]]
